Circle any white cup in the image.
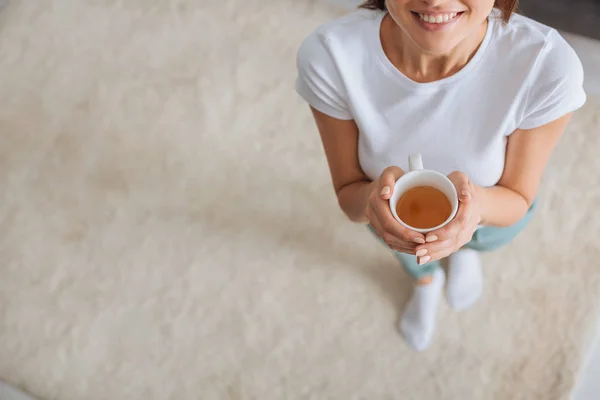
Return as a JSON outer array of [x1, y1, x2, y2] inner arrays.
[[388, 154, 459, 234]]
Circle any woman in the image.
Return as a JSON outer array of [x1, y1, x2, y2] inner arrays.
[[295, 0, 586, 351]]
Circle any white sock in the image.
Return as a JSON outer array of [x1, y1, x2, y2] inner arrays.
[[399, 268, 445, 352], [446, 248, 483, 311]]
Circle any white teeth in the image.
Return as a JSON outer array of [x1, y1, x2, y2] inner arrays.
[[418, 12, 459, 24]]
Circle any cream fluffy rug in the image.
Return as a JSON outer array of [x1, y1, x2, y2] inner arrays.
[[1, 1, 600, 399]]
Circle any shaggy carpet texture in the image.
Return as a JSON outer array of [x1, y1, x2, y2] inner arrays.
[[1, 1, 599, 399]]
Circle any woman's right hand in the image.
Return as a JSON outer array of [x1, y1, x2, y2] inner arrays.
[[366, 166, 426, 253]]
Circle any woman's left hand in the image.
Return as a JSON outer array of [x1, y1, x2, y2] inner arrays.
[[414, 171, 482, 265]]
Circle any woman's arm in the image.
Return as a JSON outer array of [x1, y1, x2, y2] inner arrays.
[[413, 113, 576, 263], [309, 107, 426, 250], [475, 113, 574, 227], [309, 107, 374, 223]]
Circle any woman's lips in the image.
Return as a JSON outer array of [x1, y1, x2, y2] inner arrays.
[[411, 11, 464, 32]]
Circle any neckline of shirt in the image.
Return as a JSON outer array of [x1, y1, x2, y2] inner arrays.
[[371, 9, 498, 92]]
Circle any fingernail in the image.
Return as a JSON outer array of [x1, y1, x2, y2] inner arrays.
[[418, 256, 431, 265], [461, 190, 471, 197], [381, 186, 391, 196], [426, 235, 438, 243], [416, 249, 428, 257], [413, 237, 425, 244]]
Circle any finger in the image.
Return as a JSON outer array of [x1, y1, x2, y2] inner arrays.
[[368, 192, 424, 248], [367, 205, 385, 237], [368, 205, 408, 247], [379, 166, 405, 200], [419, 247, 454, 264], [371, 200, 425, 244], [424, 221, 460, 244], [448, 171, 472, 203], [387, 240, 418, 253], [380, 227, 419, 252], [415, 239, 454, 263], [389, 239, 418, 253], [424, 201, 471, 243], [369, 208, 417, 252], [395, 245, 419, 254]]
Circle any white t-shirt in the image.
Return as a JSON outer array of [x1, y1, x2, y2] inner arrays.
[[295, 9, 586, 187]]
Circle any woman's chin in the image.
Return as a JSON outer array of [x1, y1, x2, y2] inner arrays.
[[410, 39, 461, 56]]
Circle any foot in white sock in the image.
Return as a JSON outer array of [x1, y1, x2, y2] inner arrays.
[[446, 248, 483, 311], [399, 268, 445, 351]]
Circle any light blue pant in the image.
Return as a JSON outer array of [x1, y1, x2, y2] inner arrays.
[[369, 202, 537, 280]]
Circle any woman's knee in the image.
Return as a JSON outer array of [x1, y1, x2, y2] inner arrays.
[[393, 252, 440, 280]]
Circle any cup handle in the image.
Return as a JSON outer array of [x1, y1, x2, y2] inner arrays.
[[409, 154, 423, 172]]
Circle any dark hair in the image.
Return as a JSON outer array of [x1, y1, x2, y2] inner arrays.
[[360, 0, 519, 23]]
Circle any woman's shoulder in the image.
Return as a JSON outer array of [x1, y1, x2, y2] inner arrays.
[[497, 12, 556, 40], [492, 12, 579, 62], [490, 12, 583, 81], [298, 8, 381, 55], [295, 9, 381, 120], [493, 13, 586, 129]]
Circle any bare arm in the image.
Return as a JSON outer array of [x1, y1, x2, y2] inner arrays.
[[476, 113, 573, 227], [413, 113, 576, 263], [310, 107, 374, 223], [309, 106, 426, 250]]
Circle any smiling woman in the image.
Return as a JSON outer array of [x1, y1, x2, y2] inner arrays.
[[367, 0, 518, 55], [361, 0, 518, 21], [295, 0, 586, 351]]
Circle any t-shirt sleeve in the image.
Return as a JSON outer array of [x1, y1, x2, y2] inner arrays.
[[295, 30, 353, 120], [519, 30, 586, 130]]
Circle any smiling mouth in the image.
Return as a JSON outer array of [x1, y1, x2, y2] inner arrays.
[[411, 11, 464, 24]]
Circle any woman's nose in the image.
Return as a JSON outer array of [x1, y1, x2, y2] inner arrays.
[[418, 0, 448, 9]]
